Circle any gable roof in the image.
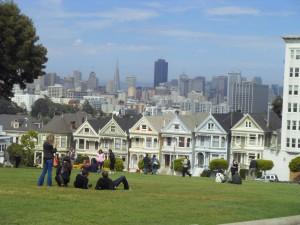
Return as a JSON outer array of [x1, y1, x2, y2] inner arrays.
[[41, 111, 90, 134], [114, 114, 142, 134], [213, 112, 244, 132], [145, 113, 175, 132], [249, 112, 281, 132], [0, 114, 42, 132], [178, 113, 209, 130], [87, 117, 111, 133]]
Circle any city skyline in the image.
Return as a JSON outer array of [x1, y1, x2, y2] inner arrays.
[[14, 0, 299, 85]]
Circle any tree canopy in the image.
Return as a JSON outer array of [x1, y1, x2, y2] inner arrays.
[[0, 97, 26, 114], [272, 96, 282, 118], [0, 1, 47, 99]]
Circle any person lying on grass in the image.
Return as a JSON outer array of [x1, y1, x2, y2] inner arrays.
[[74, 169, 92, 189], [95, 171, 129, 190]]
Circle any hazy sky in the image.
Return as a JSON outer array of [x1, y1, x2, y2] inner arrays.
[[15, 0, 299, 85]]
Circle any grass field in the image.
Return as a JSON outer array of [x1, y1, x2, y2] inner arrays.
[[0, 168, 300, 225]]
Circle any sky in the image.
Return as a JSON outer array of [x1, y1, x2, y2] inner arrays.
[[15, 0, 300, 86]]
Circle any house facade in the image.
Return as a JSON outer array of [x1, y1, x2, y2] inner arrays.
[[0, 125, 12, 164]]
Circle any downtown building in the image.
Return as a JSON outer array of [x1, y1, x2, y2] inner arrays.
[[154, 59, 168, 87]]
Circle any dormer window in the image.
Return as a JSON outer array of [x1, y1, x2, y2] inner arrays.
[[84, 128, 89, 133], [208, 123, 214, 130], [111, 126, 115, 132], [12, 120, 19, 129], [245, 121, 252, 128], [174, 124, 179, 129], [142, 125, 147, 130]]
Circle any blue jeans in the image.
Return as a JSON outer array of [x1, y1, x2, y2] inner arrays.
[[38, 159, 53, 186]]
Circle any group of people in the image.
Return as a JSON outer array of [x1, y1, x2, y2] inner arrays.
[[142, 154, 159, 174], [37, 134, 129, 190]]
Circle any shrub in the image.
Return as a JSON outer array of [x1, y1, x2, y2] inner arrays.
[[7, 143, 25, 164], [240, 169, 248, 180], [209, 159, 228, 171], [171, 158, 184, 172], [257, 160, 274, 172], [200, 169, 211, 177], [289, 157, 300, 172], [104, 158, 124, 171], [75, 154, 89, 164]]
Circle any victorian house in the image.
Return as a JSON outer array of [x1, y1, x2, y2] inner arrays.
[[35, 111, 89, 166], [128, 114, 173, 171], [160, 113, 208, 171], [230, 112, 281, 168]]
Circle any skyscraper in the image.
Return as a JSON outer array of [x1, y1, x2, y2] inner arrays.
[[154, 59, 168, 87], [190, 76, 206, 94], [126, 76, 137, 98], [178, 74, 190, 97], [227, 72, 242, 109], [114, 61, 120, 92], [87, 72, 98, 90]]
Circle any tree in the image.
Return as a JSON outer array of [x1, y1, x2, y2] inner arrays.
[[20, 130, 38, 167], [0, 2, 47, 99], [0, 97, 26, 114], [272, 96, 283, 118], [82, 100, 96, 116], [6, 143, 24, 163], [256, 159, 274, 174]]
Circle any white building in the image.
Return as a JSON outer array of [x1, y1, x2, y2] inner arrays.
[[11, 94, 44, 112], [276, 36, 300, 180], [0, 126, 12, 164]]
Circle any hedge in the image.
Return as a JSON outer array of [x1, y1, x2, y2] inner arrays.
[[104, 158, 124, 171], [256, 159, 274, 171], [171, 158, 184, 172], [209, 159, 228, 171], [289, 157, 300, 172]]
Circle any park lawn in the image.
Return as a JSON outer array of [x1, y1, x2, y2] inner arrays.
[[0, 168, 300, 225]]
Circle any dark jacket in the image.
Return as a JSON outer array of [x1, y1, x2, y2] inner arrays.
[[109, 152, 115, 163], [143, 156, 151, 168], [74, 174, 89, 189], [249, 160, 257, 169], [95, 177, 114, 190], [43, 142, 57, 160]]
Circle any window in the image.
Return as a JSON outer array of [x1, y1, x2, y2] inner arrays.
[[236, 136, 241, 144], [187, 138, 191, 147], [86, 141, 89, 149], [61, 137, 66, 148], [146, 137, 152, 148], [221, 137, 226, 147], [291, 50, 295, 59], [295, 68, 299, 77], [115, 138, 121, 149], [287, 120, 291, 130], [122, 140, 126, 147], [245, 121, 252, 128], [293, 121, 297, 130], [79, 139, 84, 149], [104, 139, 109, 148], [208, 123, 214, 130], [290, 67, 293, 77], [286, 138, 290, 147], [95, 141, 99, 150], [298, 121, 300, 130], [298, 139, 300, 148], [167, 137, 172, 146], [84, 128, 89, 133], [55, 136, 60, 147], [179, 137, 185, 147], [292, 138, 296, 148], [141, 125, 147, 130], [111, 126, 115, 132], [212, 136, 219, 147], [294, 103, 298, 112], [200, 136, 205, 146], [174, 124, 179, 129], [153, 138, 158, 147], [249, 135, 256, 145], [296, 49, 300, 59], [295, 85, 299, 95], [288, 103, 291, 112], [289, 85, 293, 95]]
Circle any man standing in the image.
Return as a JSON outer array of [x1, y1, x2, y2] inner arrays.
[[182, 156, 192, 177], [143, 153, 151, 174], [108, 149, 116, 173], [249, 159, 257, 179], [151, 155, 159, 175]]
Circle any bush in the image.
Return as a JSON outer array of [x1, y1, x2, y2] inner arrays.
[[257, 160, 274, 171], [200, 169, 211, 177], [289, 157, 300, 172], [240, 169, 248, 180], [171, 158, 184, 172], [104, 158, 124, 171], [209, 159, 228, 171], [7, 143, 25, 164], [75, 154, 89, 164]]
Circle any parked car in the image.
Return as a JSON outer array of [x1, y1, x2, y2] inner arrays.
[[255, 174, 279, 182]]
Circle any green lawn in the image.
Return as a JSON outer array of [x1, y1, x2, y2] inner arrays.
[[0, 168, 299, 225]]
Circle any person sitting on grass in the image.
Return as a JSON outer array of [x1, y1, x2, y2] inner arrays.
[[95, 171, 129, 190], [215, 170, 226, 183], [74, 169, 92, 189], [55, 156, 72, 187]]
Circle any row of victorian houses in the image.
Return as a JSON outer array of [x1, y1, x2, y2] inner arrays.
[[0, 111, 281, 176]]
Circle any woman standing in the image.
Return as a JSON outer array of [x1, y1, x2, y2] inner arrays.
[[230, 160, 239, 177], [37, 134, 57, 186], [96, 149, 105, 172]]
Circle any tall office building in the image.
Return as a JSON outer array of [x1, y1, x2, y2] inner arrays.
[[231, 81, 268, 113], [87, 72, 98, 90], [281, 36, 300, 154], [190, 76, 205, 94], [178, 74, 190, 97], [227, 72, 242, 109], [126, 76, 137, 98], [252, 76, 263, 85], [114, 61, 120, 92], [154, 59, 168, 87], [211, 76, 228, 104], [73, 70, 82, 90]]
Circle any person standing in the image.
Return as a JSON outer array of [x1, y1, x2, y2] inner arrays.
[[96, 149, 105, 172], [37, 134, 57, 186], [143, 153, 151, 174], [108, 149, 116, 172], [151, 155, 159, 175], [248, 159, 257, 179], [182, 156, 192, 177], [230, 160, 239, 177]]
